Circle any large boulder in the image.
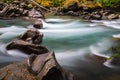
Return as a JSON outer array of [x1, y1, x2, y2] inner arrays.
[[6, 28, 46, 55], [63, 0, 80, 12], [6, 40, 49, 55], [0, 52, 75, 80]]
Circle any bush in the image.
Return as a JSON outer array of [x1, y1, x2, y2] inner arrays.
[[35, 0, 64, 7], [93, 0, 120, 8]]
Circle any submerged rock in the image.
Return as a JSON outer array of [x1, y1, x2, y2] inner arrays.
[[19, 28, 43, 44], [0, 52, 75, 80], [110, 58, 120, 66], [33, 20, 43, 29]]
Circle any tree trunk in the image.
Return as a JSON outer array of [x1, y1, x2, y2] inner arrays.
[[27, 0, 49, 11]]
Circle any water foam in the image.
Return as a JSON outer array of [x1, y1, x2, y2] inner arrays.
[[7, 49, 28, 58], [90, 39, 113, 58], [0, 26, 26, 34]]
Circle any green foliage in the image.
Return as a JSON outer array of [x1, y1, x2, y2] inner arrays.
[[51, 0, 64, 7], [110, 40, 120, 59], [35, 0, 120, 8], [112, 53, 120, 58], [93, 0, 120, 7], [27, 4, 33, 9], [35, 0, 64, 7]]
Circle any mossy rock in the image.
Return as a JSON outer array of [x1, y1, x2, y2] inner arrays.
[[62, 0, 80, 12]]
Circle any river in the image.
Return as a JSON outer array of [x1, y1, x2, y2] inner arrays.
[[0, 16, 120, 80]]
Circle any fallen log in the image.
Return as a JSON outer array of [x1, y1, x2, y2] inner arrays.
[[27, 0, 49, 12]]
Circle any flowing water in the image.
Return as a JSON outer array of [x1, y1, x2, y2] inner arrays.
[[0, 16, 120, 80]]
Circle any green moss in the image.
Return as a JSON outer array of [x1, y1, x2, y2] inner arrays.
[[112, 54, 120, 58], [27, 4, 33, 9], [93, 0, 120, 8], [109, 40, 120, 59]]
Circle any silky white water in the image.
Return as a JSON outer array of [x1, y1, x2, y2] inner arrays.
[[0, 17, 120, 80]]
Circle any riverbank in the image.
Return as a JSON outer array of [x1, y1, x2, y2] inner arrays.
[[53, 0, 120, 20], [55, 7, 120, 20], [0, 0, 48, 19], [0, 0, 120, 20], [54, 0, 120, 20]]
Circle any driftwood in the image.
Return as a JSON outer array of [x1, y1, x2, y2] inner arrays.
[[0, 5, 9, 14], [27, 0, 49, 12], [0, 52, 75, 80]]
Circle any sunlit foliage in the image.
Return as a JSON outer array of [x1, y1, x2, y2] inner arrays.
[[93, 0, 120, 7], [63, 0, 80, 8], [1, 0, 120, 8], [35, 0, 64, 7]]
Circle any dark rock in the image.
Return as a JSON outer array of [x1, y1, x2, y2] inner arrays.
[[90, 14, 102, 20], [22, 10, 29, 16], [6, 39, 49, 55], [33, 20, 43, 29], [110, 58, 120, 66], [0, 2, 6, 11], [20, 2, 27, 8], [65, 11, 79, 16], [87, 54, 106, 64], [0, 52, 75, 80], [63, 1, 79, 12], [19, 28, 43, 44]]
